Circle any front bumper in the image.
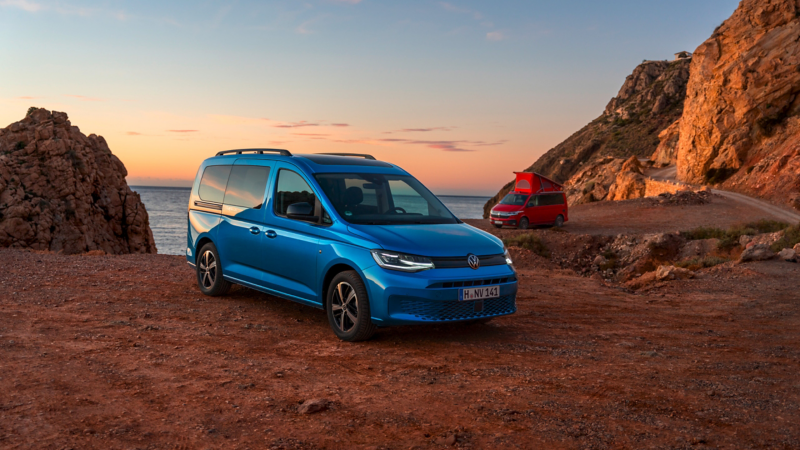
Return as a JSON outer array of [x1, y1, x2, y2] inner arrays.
[[362, 264, 518, 326], [490, 215, 520, 227]]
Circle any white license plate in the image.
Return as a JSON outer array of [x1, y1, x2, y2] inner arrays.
[[492, 220, 502, 224], [460, 286, 499, 301]]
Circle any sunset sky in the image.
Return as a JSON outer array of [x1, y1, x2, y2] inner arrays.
[[0, 0, 738, 195]]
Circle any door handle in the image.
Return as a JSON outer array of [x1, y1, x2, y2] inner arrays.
[[249, 227, 260, 235], [266, 230, 277, 239]]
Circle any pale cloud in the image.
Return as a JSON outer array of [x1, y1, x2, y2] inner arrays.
[[64, 94, 105, 102], [0, 0, 42, 12], [440, 2, 482, 20], [486, 31, 506, 42]]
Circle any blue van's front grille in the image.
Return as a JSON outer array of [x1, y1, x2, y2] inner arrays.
[[396, 295, 516, 321]]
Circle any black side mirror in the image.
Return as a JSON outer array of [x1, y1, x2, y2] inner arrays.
[[286, 202, 319, 222]]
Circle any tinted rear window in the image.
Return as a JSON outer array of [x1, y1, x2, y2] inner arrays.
[[198, 165, 232, 203], [223, 166, 270, 209], [543, 193, 564, 206]]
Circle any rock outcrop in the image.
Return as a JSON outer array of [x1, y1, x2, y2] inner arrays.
[[0, 108, 156, 254], [484, 58, 691, 217], [676, 0, 800, 209]]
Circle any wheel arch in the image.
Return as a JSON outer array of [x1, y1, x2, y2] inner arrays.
[[195, 237, 214, 264], [321, 263, 359, 308]]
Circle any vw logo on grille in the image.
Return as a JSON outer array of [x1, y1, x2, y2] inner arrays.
[[467, 254, 480, 270]]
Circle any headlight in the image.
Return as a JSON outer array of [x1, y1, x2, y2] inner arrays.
[[504, 248, 513, 265], [371, 250, 434, 272]]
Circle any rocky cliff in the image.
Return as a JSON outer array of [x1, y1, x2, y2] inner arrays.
[[484, 58, 691, 217], [0, 108, 156, 254], [675, 0, 800, 211]]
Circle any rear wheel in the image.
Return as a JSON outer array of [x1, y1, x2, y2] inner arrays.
[[196, 242, 232, 296], [518, 217, 529, 230], [326, 271, 377, 342], [554, 215, 565, 227]]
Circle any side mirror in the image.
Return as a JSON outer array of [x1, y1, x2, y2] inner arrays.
[[286, 202, 319, 222]]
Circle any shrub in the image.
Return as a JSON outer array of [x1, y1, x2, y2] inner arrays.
[[16, 141, 26, 150], [26, 106, 38, 116], [675, 256, 729, 271], [503, 234, 550, 258], [682, 220, 790, 251], [770, 223, 800, 252]]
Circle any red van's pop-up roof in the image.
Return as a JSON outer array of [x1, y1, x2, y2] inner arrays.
[[512, 172, 563, 194]]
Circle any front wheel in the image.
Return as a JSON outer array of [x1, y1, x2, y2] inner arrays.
[[518, 217, 529, 230], [326, 271, 377, 342], [554, 215, 565, 227], [196, 242, 232, 296]]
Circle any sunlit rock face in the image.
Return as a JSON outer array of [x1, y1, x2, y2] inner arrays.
[[676, 0, 800, 210], [0, 108, 156, 254]]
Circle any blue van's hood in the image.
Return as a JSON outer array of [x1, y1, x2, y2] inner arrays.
[[347, 223, 504, 257]]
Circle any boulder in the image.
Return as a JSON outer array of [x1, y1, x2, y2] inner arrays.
[[739, 235, 753, 247], [678, 238, 720, 260], [0, 108, 156, 254], [739, 244, 776, 262], [655, 265, 694, 281], [778, 248, 797, 262], [297, 398, 330, 414]]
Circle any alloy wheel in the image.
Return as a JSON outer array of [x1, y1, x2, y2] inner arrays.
[[331, 282, 358, 333], [199, 250, 217, 289]]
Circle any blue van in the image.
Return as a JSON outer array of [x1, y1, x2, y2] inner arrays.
[[186, 149, 517, 341]]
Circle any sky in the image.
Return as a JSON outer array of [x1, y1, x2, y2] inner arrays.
[[0, 0, 740, 195]]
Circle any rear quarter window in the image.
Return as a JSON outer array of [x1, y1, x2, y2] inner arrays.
[[551, 193, 565, 205], [198, 165, 232, 203], [223, 166, 270, 209]]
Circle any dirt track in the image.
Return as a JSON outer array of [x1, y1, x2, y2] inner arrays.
[[2, 240, 800, 449]]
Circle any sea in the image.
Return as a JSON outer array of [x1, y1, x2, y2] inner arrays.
[[132, 186, 490, 256]]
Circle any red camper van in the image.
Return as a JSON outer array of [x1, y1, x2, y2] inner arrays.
[[489, 172, 569, 229]]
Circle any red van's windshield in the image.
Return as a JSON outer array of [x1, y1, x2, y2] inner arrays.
[[499, 193, 528, 206]]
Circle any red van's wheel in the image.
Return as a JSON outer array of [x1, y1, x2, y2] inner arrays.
[[518, 217, 529, 230], [554, 215, 565, 227]]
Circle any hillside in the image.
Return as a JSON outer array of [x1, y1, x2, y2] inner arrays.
[[675, 0, 800, 211], [483, 58, 691, 217]]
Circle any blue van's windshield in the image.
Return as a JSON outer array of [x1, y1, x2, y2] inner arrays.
[[314, 173, 458, 225]]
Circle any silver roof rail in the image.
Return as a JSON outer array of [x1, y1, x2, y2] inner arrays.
[[216, 148, 292, 157], [318, 153, 376, 160]]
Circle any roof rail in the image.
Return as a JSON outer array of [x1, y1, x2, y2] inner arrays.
[[318, 153, 376, 160], [215, 148, 292, 157]]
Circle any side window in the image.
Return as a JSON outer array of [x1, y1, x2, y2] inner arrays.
[[527, 196, 538, 207], [551, 193, 565, 205], [275, 169, 316, 216], [198, 165, 232, 203], [223, 166, 270, 209]]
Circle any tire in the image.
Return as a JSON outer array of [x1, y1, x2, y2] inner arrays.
[[554, 215, 565, 227], [326, 270, 377, 342], [518, 217, 529, 230], [493, 224, 503, 229], [196, 242, 232, 296]]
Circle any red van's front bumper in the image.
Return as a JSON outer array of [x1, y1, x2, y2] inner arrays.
[[489, 213, 522, 227]]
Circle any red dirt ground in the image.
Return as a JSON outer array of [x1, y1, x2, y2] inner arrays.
[[2, 242, 799, 448]]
